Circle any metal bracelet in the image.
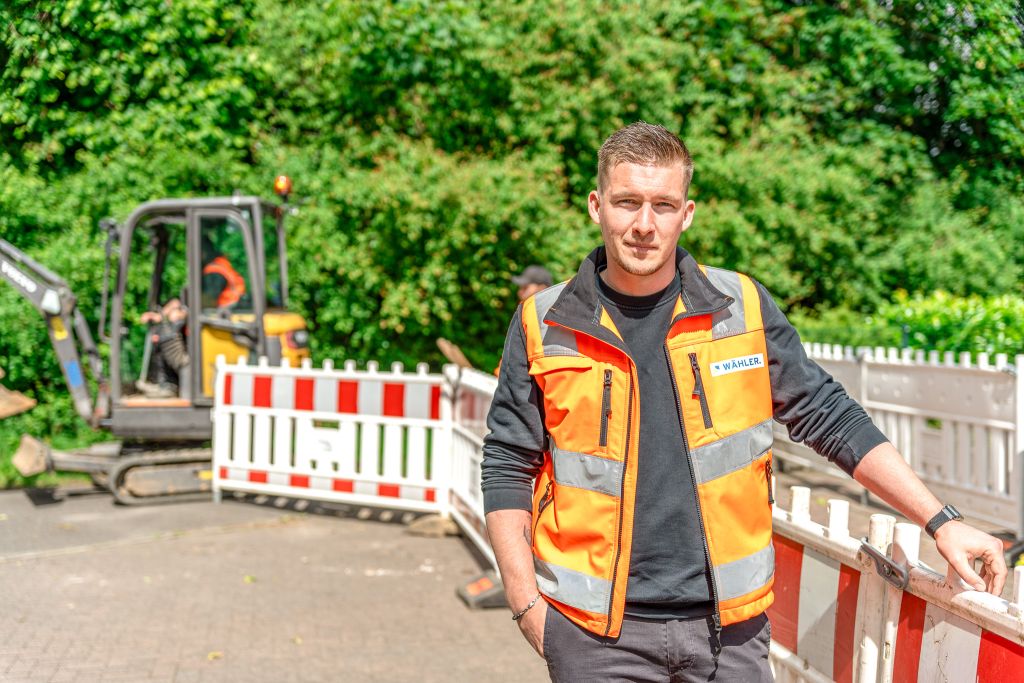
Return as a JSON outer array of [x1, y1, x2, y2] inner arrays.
[[511, 593, 542, 622]]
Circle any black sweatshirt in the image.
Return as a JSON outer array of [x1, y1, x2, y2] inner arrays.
[[595, 272, 714, 617], [481, 248, 887, 615]]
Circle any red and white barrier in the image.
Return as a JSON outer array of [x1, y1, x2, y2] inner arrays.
[[210, 356, 1024, 679], [769, 486, 1024, 682], [212, 357, 450, 514], [222, 362, 441, 419]]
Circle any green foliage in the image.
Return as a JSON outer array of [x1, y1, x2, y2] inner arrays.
[[1, 0, 261, 172], [1, 0, 1023, 484], [278, 139, 592, 368], [791, 292, 1024, 357]]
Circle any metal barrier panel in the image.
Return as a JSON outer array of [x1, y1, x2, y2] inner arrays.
[[213, 357, 449, 514], [774, 346, 1024, 537], [446, 366, 498, 570]]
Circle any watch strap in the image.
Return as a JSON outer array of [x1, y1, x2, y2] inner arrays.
[[925, 504, 963, 539]]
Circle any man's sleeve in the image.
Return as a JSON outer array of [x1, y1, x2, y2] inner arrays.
[[757, 281, 887, 475], [481, 305, 547, 513]]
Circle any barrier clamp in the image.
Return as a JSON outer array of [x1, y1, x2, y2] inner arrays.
[[859, 539, 909, 589]]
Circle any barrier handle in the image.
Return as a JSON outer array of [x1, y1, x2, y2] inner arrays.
[[859, 539, 909, 589]]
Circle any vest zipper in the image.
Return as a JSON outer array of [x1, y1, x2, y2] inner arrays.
[[666, 345, 722, 644], [766, 459, 775, 505], [604, 369, 633, 635], [533, 480, 554, 544], [688, 353, 714, 429], [599, 369, 613, 447]]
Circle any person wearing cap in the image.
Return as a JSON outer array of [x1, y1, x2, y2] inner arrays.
[[512, 265, 553, 303], [481, 122, 1006, 682], [493, 266, 555, 378]]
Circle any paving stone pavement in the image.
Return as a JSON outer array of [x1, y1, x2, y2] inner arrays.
[[1, 464, 1013, 683], [0, 488, 547, 683]]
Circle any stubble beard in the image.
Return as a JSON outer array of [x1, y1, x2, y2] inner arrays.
[[609, 242, 671, 278]]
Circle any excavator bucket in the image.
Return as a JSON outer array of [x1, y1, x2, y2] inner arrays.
[[0, 367, 35, 419], [12, 434, 50, 477]]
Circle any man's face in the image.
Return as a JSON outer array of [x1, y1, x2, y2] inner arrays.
[[588, 162, 695, 293], [517, 282, 547, 302]]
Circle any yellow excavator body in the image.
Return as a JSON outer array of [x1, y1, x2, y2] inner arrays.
[[199, 311, 311, 396]]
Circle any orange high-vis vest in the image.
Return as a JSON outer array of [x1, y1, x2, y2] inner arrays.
[[520, 259, 774, 639], [203, 256, 246, 308]]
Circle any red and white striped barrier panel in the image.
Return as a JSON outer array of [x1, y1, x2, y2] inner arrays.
[[222, 359, 442, 419], [889, 588, 1024, 681], [768, 486, 1024, 682], [212, 357, 450, 514]]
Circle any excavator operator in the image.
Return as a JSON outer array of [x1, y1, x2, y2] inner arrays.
[[201, 235, 245, 310]]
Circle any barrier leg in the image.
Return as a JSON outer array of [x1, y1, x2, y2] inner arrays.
[[859, 514, 895, 683]]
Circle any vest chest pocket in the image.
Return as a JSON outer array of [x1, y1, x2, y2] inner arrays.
[[530, 356, 611, 454]]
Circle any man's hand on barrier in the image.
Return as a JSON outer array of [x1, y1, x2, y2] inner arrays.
[[854, 443, 1007, 596], [934, 521, 1007, 595], [517, 597, 548, 659]]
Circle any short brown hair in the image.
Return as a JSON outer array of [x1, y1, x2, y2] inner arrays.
[[597, 122, 693, 195]]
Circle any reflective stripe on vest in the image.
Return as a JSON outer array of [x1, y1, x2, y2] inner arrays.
[[551, 443, 623, 497], [690, 418, 773, 484], [203, 256, 246, 308], [534, 555, 613, 615], [531, 283, 579, 357], [706, 267, 748, 339], [716, 542, 775, 602]]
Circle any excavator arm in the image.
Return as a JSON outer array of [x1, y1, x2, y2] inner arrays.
[[0, 239, 109, 425]]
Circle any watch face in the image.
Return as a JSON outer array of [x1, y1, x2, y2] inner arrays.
[[947, 504, 963, 520]]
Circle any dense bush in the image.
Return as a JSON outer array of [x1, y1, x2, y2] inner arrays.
[[791, 292, 1024, 357], [1, 1, 1022, 485]]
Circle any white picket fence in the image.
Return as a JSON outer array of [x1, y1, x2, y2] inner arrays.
[[211, 358, 1024, 679], [774, 345, 1024, 538]]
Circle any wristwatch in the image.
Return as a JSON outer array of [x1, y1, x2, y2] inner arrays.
[[925, 504, 964, 539]]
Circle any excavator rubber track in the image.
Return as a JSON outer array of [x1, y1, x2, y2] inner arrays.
[[12, 435, 214, 506], [107, 448, 213, 505]]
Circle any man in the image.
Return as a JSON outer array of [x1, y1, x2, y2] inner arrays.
[[138, 298, 190, 397], [481, 122, 1006, 682], [494, 266, 555, 377], [201, 235, 245, 310], [513, 264, 553, 303]]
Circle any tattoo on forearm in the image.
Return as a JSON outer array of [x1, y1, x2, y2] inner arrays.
[[522, 524, 531, 546]]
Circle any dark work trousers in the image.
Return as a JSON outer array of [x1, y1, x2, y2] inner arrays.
[[543, 607, 773, 682]]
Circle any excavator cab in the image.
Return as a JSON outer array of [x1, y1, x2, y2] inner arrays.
[[109, 197, 310, 439]]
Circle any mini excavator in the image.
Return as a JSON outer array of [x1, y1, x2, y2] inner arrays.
[[0, 178, 310, 503]]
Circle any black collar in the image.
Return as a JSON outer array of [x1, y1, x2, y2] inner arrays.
[[544, 247, 733, 351]]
